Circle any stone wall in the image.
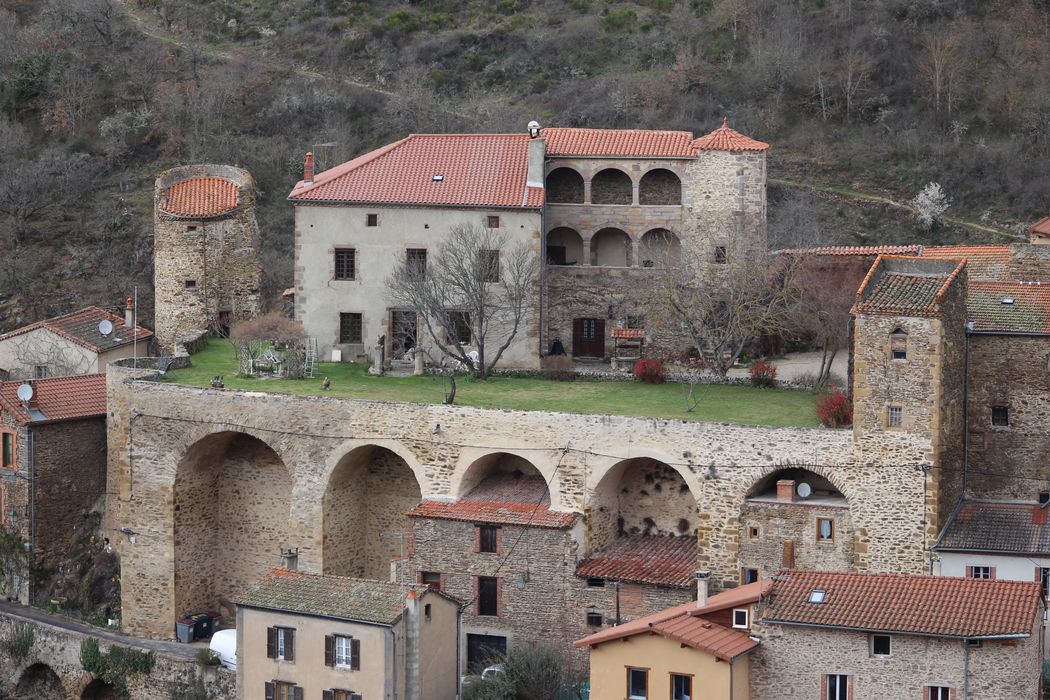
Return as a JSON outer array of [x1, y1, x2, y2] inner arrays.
[[738, 499, 855, 579]]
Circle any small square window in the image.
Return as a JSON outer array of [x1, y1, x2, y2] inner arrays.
[[184, 279, 197, 290], [965, 638, 982, 648], [748, 526, 760, 540], [817, 517, 834, 542], [808, 588, 827, 604], [32, 365, 48, 379], [969, 565, 991, 580], [586, 577, 605, 588], [586, 610, 603, 627], [741, 568, 759, 584], [478, 525, 499, 553], [887, 405, 903, 428], [991, 405, 1009, 427], [185, 225, 198, 233], [714, 246, 728, 264], [871, 634, 891, 656], [420, 571, 442, 592], [628, 668, 648, 700], [366, 213, 379, 227], [928, 687, 952, 700], [732, 608, 749, 629], [487, 215, 500, 229]]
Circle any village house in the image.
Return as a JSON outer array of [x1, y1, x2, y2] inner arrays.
[[575, 574, 767, 700], [0, 304, 152, 380], [235, 568, 460, 700], [750, 569, 1044, 699]]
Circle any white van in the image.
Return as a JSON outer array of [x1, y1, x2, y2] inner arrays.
[[209, 628, 237, 670]]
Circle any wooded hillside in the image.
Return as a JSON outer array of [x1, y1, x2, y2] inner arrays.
[[2, 0, 1048, 328]]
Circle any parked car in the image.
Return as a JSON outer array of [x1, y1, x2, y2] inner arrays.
[[209, 628, 236, 670]]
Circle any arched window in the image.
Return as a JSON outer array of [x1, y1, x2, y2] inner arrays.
[[590, 228, 631, 266], [547, 227, 584, 265], [639, 229, 681, 267], [890, 328, 907, 360], [546, 168, 584, 203], [639, 168, 682, 205], [590, 169, 632, 205]]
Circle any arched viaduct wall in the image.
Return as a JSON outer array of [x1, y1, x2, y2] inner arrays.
[[106, 364, 937, 640]]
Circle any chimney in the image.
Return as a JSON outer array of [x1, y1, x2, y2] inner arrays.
[[303, 152, 314, 184], [280, 547, 299, 571], [776, 479, 796, 502], [526, 123, 545, 189], [695, 570, 711, 608], [124, 297, 134, 329]]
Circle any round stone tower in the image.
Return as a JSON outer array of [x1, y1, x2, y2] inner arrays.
[[154, 164, 263, 350]]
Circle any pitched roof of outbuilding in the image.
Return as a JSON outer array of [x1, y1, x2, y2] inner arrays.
[[408, 473, 578, 529], [691, 118, 769, 152], [776, 245, 923, 257], [762, 569, 1042, 638], [160, 177, 239, 218], [1030, 216, 1050, 237], [966, 281, 1050, 334], [0, 374, 107, 425], [575, 535, 698, 588], [922, 245, 1013, 280], [934, 500, 1050, 555], [0, 307, 153, 353], [853, 256, 965, 317], [543, 128, 697, 158]]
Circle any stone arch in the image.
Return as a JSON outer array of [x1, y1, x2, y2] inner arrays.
[[639, 228, 681, 267], [322, 444, 423, 579], [81, 679, 120, 700], [546, 227, 584, 266], [14, 663, 64, 700], [456, 452, 548, 499], [546, 167, 584, 204], [590, 168, 632, 205], [639, 168, 682, 205], [174, 431, 293, 623], [451, 447, 563, 507], [590, 227, 631, 267], [745, 466, 849, 503]]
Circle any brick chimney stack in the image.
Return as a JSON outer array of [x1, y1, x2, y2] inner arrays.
[[303, 152, 314, 184], [125, 297, 134, 329], [776, 480, 796, 502], [695, 570, 710, 608]]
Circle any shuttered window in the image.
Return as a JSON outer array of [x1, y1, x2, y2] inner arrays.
[[266, 626, 295, 661], [478, 525, 499, 553], [324, 634, 360, 670], [264, 682, 301, 700]]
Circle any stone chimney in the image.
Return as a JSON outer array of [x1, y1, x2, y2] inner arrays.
[[124, 297, 134, 329], [526, 124, 545, 189], [303, 152, 314, 184], [695, 570, 710, 608], [280, 548, 299, 571], [776, 479, 796, 502]]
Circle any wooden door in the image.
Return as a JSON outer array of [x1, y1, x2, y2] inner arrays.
[[572, 318, 605, 358], [466, 633, 507, 673], [782, 540, 796, 568]]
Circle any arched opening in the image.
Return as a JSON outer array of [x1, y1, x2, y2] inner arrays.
[[639, 168, 682, 205], [546, 168, 584, 204], [15, 663, 64, 699], [458, 452, 548, 500], [323, 445, 422, 579], [639, 229, 681, 267], [546, 227, 584, 266], [890, 327, 908, 360], [174, 432, 292, 624], [740, 468, 854, 581], [82, 679, 120, 700], [590, 169, 632, 205], [590, 228, 631, 266]]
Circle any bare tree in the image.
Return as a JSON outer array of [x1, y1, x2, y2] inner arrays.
[[10, 332, 95, 379], [790, 257, 859, 389], [230, 311, 306, 377], [386, 223, 537, 379]]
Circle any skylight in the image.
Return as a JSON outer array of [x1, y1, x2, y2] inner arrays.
[[808, 588, 827, 604], [1001, 297, 1015, 305], [432, 175, 445, 182]]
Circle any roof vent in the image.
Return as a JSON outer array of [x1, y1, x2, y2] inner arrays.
[[1040, 491, 1050, 506], [1002, 297, 1015, 305], [528, 120, 541, 138], [432, 175, 444, 182], [808, 589, 827, 604]]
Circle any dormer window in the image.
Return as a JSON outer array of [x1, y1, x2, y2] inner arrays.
[[732, 608, 749, 629], [890, 329, 907, 360], [808, 588, 827, 604]]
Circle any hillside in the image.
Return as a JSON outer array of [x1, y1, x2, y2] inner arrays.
[[1, 0, 1047, 329]]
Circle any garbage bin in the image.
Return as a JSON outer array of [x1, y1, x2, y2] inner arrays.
[[175, 618, 195, 644], [190, 613, 213, 640]]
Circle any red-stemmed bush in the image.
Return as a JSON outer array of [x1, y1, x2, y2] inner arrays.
[[817, 391, 853, 428], [749, 362, 777, 388], [634, 359, 666, 384]]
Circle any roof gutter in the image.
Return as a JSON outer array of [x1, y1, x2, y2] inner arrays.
[[760, 620, 1031, 641]]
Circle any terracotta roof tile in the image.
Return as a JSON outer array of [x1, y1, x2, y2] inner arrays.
[[762, 570, 1042, 638], [288, 134, 545, 209], [922, 245, 1012, 280], [966, 281, 1050, 334], [1030, 216, 1050, 237], [576, 535, 698, 587], [855, 272, 949, 315], [543, 128, 696, 158], [408, 474, 577, 528], [777, 245, 923, 257], [0, 374, 106, 425], [0, 307, 153, 353], [160, 177, 239, 218], [691, 118, 769, 152], [935, 500, 1050, 555]]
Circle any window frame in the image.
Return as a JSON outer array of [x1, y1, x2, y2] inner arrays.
[[339, 312, 363, 344], [825, 673, 849, 700], [274, 681, 296, 700], [670, 673, 692, 700], [184, 278, 197, 290], [406, 248, 427, 276], [969, 565, 991, 580], [713, 245, 728, 264], [486, 215, 500, 229], [275, 626, 293, 660], [32, 365, 48, 379], [366, 213, 379, 227], [1, 431, 15, 469], [991, 405, 1009, 427], [334, 634, 354, 667], [732, 608, 749, 629], [586, 577, 605, 588], [741, 568, 759, 585], [626, 666, 649, 700], [334, 248, 357, 281], [871, 633, 891, 657], [926, 686, 952, 700], [816, 517, 835, 542], [420, 571, 442, 592], [477, 524, 500, 554], [479, 249, 500, 283], [477, 576, 499, 617], [585, 609, 603, 627], [748, 525, 760, 540], [890, 330, 907, 360], [448, 310, 472, 345], [887, 405, 903, 428]]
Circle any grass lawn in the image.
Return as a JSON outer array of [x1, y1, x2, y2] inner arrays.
[[161, 339, 822, 428]]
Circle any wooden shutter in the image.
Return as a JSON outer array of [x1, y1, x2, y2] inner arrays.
[[322, 692, 333, 700], [324, 634, 335, 667], [351, 695, 362, 700], [989, 567, 997, 580], [965, 566, 973, 578], [264, 682, 275, 700], [293, 687, 303, 700], [782, 540, 796, 569], [284, 629, 295, 661], [266, 627, 276, 659], [351, 637, 361, 671]]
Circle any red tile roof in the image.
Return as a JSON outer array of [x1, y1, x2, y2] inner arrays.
[[0, 307, 153, 353], [160, 177, 239, 218], [967, 281, 1050, 334], [408, 473, 577, 529], [543, 128, 696, 158], [762, 570, 1042, 638], [853, 256, 965, 317], [576, 535, 698, 587], [0, 374, 106, 425], [922, 245, 1012, 280], [575, 580, 769, 660], [777, 245, 923, 257], [935, 500, 1050, 555], [288, 134, 545, 209], [691, 118, 769, 152], [1030, 216, 1050, 237]]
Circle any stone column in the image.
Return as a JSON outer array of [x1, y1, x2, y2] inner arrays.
[[632, 180, 640, 206], [582, 238, 592, 266], [630, 239, 640, 267], [583, 180, 592, 204]]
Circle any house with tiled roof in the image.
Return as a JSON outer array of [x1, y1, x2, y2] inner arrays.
[[236, 567, 459, 700], [0, 373, 108, 603], [750, 569, 1044, 699], [575, 574, 767, 700], [0, 302, 153, 380], [288, 119, 769, 367]]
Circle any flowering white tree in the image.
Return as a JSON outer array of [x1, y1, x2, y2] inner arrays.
[[912, 182, 951, 229]]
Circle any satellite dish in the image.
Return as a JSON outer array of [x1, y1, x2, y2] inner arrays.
[[16, 383, 33, 403], [98, 319, 114, 336], [796, 482, 812, 499]]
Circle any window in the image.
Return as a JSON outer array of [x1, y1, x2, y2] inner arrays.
[[185, 225, 198, 233], [406, 248, 427, 275], [825, 674, 849, 700], [366, 213, 378, 227], [741, 568, 759, 584], [817, 517, 835, 542], [478, 525, 499, 553], [748, 526, 760, 540], [33, 365, 48, 379], [339, 313, 362, 344], [324, 634, 360, 670], [1, 433, 12, 468], [890, 330, 907, 360], [965, 638, 982, 648], [927, 686, 952, 700], [478, 576, 499, 616], [487, 215, 500, 229], [808, 589, 827, 604], [991, 405, 1009, 427], [266, 626, 295, 661], [424, 603, 431, 621], [1040, 567, 1050, 597], [335, 635, 354, 666], [871, 634, 891, 656], [627, 667, 648, 700], [969, 565, 992, 580], [327, 691, 360, 700], [586, 610, 603, 627], [184, 278, 197, 290], [671, 674, 692, 700], [732, 608, 749, 629], [334, 249, 356, 280], [420, 571, 442, 592], [479, 249, 500, 282], [887, 405, 903, 428], [449, 311, 471, 345], [714, 246, 728, 264], [268, 681, 299, 700], [586, 577, 605, 588]]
